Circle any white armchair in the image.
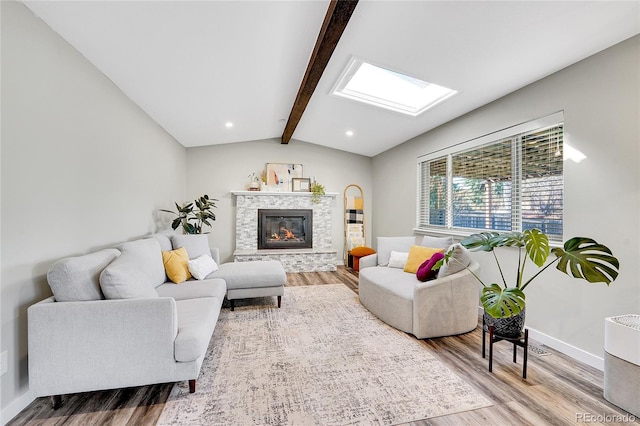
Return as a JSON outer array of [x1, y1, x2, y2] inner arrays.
[[358, 236, 480, 339]]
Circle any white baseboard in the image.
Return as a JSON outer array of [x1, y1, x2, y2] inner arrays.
[[1, 390, 34, 426], [527, 328, 604, 371], [477, 306, 604, 371]]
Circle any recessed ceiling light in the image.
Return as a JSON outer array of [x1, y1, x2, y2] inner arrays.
[[225, 122, 234, 128], [332, 57, 458, 117], [346, 130, 354, 137]]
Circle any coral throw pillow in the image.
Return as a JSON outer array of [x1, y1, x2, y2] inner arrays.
[[416, 252, 445, 282], [404, 245, 445, 274], [162, 247, 192, 284]]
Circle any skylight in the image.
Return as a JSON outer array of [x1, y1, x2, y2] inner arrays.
[[332, 58, 457, 117]]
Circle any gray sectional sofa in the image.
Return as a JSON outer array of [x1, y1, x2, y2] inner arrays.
[[359, 236, 481, 339], [28, 232, 228, 408]]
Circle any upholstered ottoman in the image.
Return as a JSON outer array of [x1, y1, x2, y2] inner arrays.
[[211, 260, 286, 310]]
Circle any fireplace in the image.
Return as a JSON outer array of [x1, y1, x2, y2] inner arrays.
[[258, 209, 312, 249]]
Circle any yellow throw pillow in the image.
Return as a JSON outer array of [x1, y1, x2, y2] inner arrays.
[[162, 247, 192, 284], [404, 245, 444, 274]]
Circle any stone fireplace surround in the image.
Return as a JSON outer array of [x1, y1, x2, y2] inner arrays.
[[232, 191, 338, 272]]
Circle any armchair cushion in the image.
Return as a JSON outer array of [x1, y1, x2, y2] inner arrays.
[[420, 235, 454, 249], [376, 237, 417, 266], [437, 243, 472, 278]]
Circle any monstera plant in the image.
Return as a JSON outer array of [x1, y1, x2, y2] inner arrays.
[[438, 229, 619, 324], [160, 194, 217, 234]]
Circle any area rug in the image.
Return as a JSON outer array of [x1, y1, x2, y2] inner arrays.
[[157, 284, 492, 425]]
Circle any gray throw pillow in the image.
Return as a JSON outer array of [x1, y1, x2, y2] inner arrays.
[[47, 249, 121, 301], [437, 243, 472, 278], [100, 239, 164, 298], [171, 234, 211, 259], [146, 231, 174, 252]]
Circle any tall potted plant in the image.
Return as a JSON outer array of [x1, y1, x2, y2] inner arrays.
[[160, 194, 217, 234], [437, 229, 619, 337]]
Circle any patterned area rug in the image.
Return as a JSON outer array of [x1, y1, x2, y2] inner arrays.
[[157, 284, 492, 425]]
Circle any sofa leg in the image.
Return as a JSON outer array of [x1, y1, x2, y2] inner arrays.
[[189, 379, 196, 393], [277, 295, 282, 308], [229, 300, 235, 311], [51, 395, 62, 409]]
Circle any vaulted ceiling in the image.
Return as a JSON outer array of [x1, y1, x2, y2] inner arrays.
[[22, 1, 639, 157]]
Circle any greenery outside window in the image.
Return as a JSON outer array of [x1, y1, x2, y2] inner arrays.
[[418, 112, 564, 242]]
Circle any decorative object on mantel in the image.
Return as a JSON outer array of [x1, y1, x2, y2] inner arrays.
[[247, 172, 260, 191], [437, 229, 619, 337], [310, 180, 325, 203], [266, 163, 303, 192], [160, 194, 217, 234], [292, 177, 311, 192], [260, 170, 267, 190]]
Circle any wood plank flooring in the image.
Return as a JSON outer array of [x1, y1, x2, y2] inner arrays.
[[8, 266, 637, 426]]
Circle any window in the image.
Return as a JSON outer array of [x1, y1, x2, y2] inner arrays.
[[417, 113, 564, 241]]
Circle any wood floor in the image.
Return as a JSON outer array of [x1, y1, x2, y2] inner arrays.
[[9, 267, 637, 426]]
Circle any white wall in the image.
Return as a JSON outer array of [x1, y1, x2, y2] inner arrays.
[[0, 1, 187, 420], [186, 139, 372, 263], [371, 35, 640, 360]]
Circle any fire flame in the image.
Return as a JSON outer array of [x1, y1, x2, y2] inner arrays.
[[270, 227, 299, 241]]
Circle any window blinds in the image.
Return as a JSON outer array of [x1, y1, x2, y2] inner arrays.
[[417, 117, 564, 241]]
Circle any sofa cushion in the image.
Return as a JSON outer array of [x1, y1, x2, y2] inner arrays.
[[47, 249, 121, 302], [100, 239, 164, 299], [162, 247, 192, 284], [209, 260, 286, 290], [147, 232, 173, 252], [404, 245, 444, 273], [156, 277, 226, 301], [416, 252, 445, 282], [171, 234, 210, 259], [437, 243, 472, 278], [188, 254, 219, 280], [174, 297, 221, 362], [376, 237, 417, 266]]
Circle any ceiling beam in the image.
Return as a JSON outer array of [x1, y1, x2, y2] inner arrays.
[[281, 0, 358, 144]]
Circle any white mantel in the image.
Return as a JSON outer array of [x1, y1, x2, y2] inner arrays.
[[231, 191, 338, 272], [231, 190, 339, 197]]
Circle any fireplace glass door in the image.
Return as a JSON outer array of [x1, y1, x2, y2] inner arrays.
[[258, 209, 313, 249]]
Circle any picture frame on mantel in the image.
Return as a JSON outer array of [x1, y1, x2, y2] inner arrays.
[[266, 163, 303, 191], [292, 177, 311, 192]]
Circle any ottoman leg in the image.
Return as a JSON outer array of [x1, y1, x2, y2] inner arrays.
[[277, 295, 282, 308]]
